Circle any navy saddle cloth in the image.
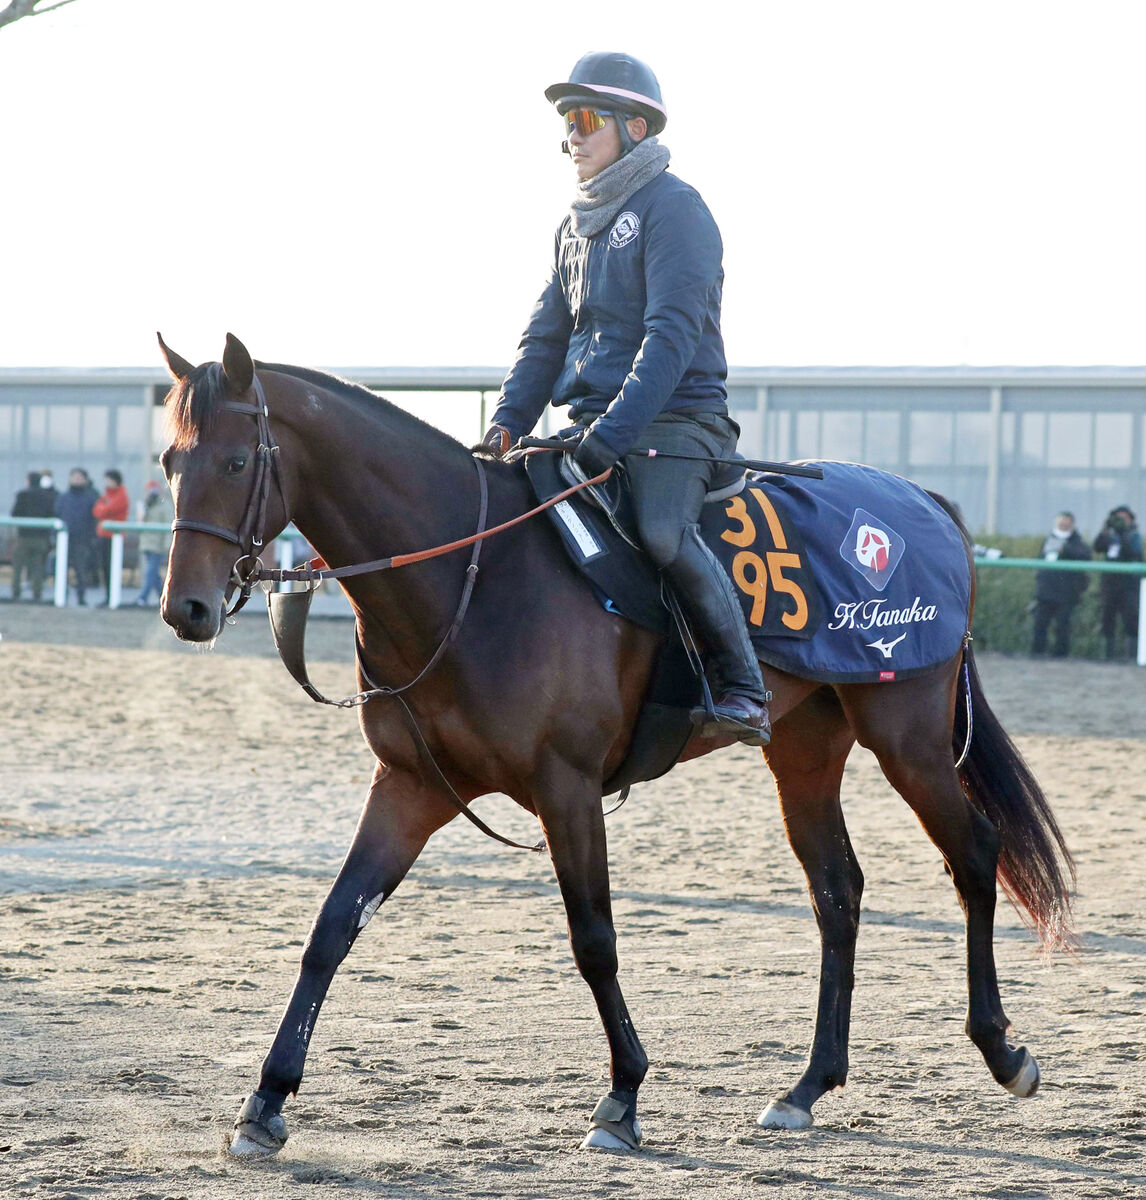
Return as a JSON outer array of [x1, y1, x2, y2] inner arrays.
[[525, 452, 971, 686]]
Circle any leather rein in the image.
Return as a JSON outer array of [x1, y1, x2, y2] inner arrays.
[[172, 372, 610, 852]]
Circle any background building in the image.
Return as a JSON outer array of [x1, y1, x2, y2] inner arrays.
[[2, 366, 1143, 538]]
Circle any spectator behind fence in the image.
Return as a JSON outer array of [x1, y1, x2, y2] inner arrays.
[[92, 468, 129, 605], [135, 480, 174, 607], [1092, 505, 1143, 660], [54, 468, 99, 606], [9, 471, 57, 603], [1030, 511, 1090, 658], [38, 469, 59, 505]]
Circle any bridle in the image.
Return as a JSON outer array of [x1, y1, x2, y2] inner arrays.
[[169, 367, 285, 618]]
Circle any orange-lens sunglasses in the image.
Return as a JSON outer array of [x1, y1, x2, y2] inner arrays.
[[564, 109, 612, 137]]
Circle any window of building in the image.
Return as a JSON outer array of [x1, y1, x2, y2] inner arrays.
[[115, 406, 145, 454], [1094, 412, 1133, 469], [49, 406, 82, 454], [1000, 411, 1016, 462], [1018, 412, 1045, 466], [820, 411, 862, 461], [1046, 412, 1092, 468], [862, 411, 900, 466], [794, 410, 820, 459], [25, 406, 47, 453], [954, 411, 991, 466], [82, 406, 109, 456], [909, 411, 954, 466]]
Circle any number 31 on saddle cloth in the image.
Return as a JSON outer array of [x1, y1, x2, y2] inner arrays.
[[524, 454, 971, 687]]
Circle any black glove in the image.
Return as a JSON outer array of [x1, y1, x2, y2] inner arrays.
[[474, 424, 511, 459], [572, 431, 619, 478]]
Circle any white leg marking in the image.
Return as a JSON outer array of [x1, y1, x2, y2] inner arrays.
[[229, 1131, 281, 1158], [1004, 1051, 1040, 1097], [757, 1100, 814, 1130], [581, 1119, 642, 1151], [357, 891, 386, 929]]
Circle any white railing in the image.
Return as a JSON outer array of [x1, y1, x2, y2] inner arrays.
[[974, 556, 1146, 666], [0, 516, 70, 607], [99, 522, 311, 609]]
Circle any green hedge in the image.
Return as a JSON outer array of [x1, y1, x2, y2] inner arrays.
[[970, 535, 1107, 658]]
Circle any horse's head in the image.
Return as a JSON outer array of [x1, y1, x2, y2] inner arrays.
[[158, 333, 288, 642]]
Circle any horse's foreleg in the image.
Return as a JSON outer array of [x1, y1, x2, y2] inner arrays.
[[758, 692, 859, 1130], [536, 760, 648, 1151], [230, 764, 455, 1158]]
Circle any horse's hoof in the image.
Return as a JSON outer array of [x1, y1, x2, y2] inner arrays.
[[757, 1099, 814, 1130], [229, 1091, 288, 1158], [229, 1130, 282, 1159], [581, 1123, 642, 1151], [582, 1093, 642, 1150], [1003, 1050, 1040, 1098]]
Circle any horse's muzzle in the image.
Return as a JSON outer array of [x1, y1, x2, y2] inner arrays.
[[163, 590, 226, 642]]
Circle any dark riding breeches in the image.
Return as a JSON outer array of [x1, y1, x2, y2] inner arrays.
[[620, 412, 739, 565], [615, 412, 766, 703]]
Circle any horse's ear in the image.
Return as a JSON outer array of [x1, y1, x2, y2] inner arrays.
[[157, 332, 194, 380], [222, 332, 255, 394]]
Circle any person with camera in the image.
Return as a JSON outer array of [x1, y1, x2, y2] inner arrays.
[[1092, 505, 1142, 660], [1030, 511, 1090, 657]]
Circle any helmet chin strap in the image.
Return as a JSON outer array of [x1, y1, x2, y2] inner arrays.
[[615, 112, 636, 155]]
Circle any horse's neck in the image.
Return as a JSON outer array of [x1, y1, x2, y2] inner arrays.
[[271, 374, 495, 666]]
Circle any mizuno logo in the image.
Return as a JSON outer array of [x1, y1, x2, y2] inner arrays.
[[866, 632, 908, 659]]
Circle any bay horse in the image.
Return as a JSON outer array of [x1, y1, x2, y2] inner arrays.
[[157, 334, 1073, 1157]]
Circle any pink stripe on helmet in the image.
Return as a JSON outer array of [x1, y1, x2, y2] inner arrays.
[[579, 83, 667, 116]]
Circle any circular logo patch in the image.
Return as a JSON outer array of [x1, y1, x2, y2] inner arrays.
[[609, 211, 640, 249], [855, 524, 892, 572]]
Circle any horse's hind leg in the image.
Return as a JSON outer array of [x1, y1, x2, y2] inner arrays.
[[534, 754, 649, 1152], [230, 763, 457, 1157], [757, 689, 861, 1130], [841, 673, 1039, 1099]]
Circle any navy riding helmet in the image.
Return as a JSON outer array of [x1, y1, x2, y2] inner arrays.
[[545, 51, 667, 152]]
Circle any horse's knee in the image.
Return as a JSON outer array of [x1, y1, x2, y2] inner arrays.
[[300, 899, 364, 976], [810, 865, 862, 941], [569, 920, 618, 982]]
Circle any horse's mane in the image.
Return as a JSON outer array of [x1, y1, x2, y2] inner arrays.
[[165, 360, 468, 454]]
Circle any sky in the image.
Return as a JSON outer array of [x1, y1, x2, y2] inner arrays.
[[2, 0, 1145, 371]]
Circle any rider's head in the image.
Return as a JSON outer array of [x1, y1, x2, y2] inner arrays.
[[545, 51, 666, 181]]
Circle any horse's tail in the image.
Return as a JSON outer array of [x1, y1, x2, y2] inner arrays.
[[952, 641, 1076, 950]]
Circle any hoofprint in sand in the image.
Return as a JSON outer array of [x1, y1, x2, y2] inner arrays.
[[0, 604, 1143, 1199]]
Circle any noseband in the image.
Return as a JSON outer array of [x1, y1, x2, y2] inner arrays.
[[170, 369, 284, 617]]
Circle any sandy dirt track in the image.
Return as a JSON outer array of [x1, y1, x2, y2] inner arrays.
[[1, 602, 1144, 1200]]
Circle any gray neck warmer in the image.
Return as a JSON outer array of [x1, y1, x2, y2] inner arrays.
[[569, 138, 671, 237]]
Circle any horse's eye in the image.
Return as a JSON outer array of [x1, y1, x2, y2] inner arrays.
[[226, 456, 248, 475]]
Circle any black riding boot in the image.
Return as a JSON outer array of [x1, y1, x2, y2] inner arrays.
[[666, 525, 770, 746]]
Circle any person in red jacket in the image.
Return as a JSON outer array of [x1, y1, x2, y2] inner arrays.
[[92, 468, 129, 605]]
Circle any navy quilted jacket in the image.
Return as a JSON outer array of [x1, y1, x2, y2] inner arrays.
[[493, 169, 729, 456]]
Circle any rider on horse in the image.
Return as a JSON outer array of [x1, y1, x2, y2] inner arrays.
[[480, 51, 771, 747]]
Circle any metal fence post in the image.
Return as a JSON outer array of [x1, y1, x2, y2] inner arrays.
[[1139, 578, 1146, 667], [109, 534, 124, 609], [53, 527, 69, 608]]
